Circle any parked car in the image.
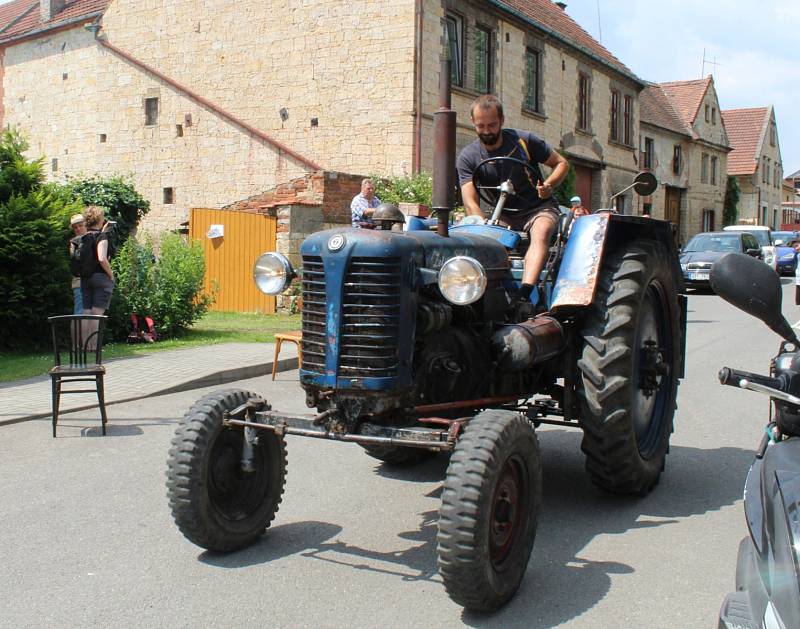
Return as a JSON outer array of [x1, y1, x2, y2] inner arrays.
[[771, 230, 798, 275], [723, 225, 776, 271], [679, 231, 762, 288]]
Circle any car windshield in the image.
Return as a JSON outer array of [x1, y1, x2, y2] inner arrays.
[[683, 234, 741, 253], [773, 231, 796, 245]]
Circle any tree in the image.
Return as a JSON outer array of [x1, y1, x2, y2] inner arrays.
[[723, 176, 740, 226], [553, 154, 577, 207], [0, 129, 82, 349]]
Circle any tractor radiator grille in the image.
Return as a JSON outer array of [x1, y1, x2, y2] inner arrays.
[[301, 256, 326, 373], [301, 255, 401, 377]]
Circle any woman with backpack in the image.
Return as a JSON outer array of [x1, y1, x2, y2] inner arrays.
[[79, 205, 115, 316]]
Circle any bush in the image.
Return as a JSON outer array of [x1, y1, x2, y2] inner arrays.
[[66, 175, 150, 251], [723, 176, 740, 226], [372, 172, 433, 207], [108, 233, 214, 341], [0, 129, 82, 350]]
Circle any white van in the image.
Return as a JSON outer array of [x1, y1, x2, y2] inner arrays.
[[723, 225, 776, 271]]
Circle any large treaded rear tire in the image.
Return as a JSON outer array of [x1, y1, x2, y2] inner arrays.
[[437, 410, 542, 611], [166, 389, 287, 552], [577, 240, 681, 495]]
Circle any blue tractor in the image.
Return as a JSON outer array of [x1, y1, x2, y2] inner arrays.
[[165, 77, 686, 612]]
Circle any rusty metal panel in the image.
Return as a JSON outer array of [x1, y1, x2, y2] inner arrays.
[[550, 213, 610, 310], [189, 208, 277, 313]]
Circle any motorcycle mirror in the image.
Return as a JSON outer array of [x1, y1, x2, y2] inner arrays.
[[711, 253, 799, 344], [632, 171, 658, 196]]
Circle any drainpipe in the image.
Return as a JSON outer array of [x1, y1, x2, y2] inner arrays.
[[413, 0, 423, 174]]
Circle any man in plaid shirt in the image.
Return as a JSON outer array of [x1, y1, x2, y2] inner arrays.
[[351, 178, 381, 228]]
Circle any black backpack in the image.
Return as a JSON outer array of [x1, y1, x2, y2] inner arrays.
[[69, 231, 99, 278]]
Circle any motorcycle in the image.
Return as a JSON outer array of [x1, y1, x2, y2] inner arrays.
[[712, 253, 800, 629]]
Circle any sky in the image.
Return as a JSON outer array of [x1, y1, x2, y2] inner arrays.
[[565, 0, 800, 175], [1, 0, 796, 173]]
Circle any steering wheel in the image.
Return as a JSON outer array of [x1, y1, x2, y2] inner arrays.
[[471, 156, 542, 209]]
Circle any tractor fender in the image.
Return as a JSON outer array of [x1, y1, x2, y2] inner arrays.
[[550, 213, 684, 311]]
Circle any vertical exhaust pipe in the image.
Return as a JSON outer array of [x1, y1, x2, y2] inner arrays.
[[433, 60, 456, 237]]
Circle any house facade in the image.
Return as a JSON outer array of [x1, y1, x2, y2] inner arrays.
[[1, 0, 647, 233], [638, 77, 730, 244], [722, 106, 783, 228]]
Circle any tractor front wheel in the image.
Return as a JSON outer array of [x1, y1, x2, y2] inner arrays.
[[437, 410, 542, 611], [166, 389, 287, 552]]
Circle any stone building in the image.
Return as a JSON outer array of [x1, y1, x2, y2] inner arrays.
[[1, 0, 648, 234], [638, 76, 730, 243], [722, 106, 783, 228]]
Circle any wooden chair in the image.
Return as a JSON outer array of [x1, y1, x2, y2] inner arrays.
[[48, 314, 108, 437], [272, 331, 302, 380]]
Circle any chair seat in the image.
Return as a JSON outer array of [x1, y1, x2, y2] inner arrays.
[[275, 331, 303, 341], [50, 364, 106, 376]]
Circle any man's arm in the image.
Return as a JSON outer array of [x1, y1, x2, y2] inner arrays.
[[460, 180, 483, 217], [536, 150, 569, 199]]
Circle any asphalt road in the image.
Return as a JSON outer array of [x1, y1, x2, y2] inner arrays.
[[1, 279, 797, 628]]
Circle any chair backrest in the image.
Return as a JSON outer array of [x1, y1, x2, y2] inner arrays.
[[48, 315, 107, 367]]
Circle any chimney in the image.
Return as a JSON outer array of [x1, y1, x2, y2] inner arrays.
[[555, 2, 567, 9], [41, 0, 66, 22]]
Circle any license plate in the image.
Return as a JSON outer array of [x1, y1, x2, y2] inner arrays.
[[688, 272, 709, 280]]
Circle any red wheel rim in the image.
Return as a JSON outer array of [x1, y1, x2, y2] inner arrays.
[[489, 457, 525, 568]]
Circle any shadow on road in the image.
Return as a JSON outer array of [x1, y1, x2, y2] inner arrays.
[[193, 429, 752, 627]]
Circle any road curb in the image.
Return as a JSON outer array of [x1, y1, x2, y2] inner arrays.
[[0, 355, 300, 427]]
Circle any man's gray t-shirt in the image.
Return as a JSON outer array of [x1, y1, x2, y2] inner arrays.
[[456, 129, 553, 212]]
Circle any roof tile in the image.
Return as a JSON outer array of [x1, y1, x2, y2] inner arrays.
[[640, 84, 691, 136], [0, 0, 109, 42], [721, 107, 770, 176], [658, 77, 712, 128], [497, 0, 636, 79]]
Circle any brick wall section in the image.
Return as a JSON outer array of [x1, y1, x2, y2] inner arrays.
[[223, 170, 363, 225]]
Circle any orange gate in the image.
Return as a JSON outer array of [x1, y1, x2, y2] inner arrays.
[[190, 208, 277, 313]]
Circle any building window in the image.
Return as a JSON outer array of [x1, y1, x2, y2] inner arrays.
[[643, 202, 653, 216], [765, 157, 771, 185], [175, 124, 184, 138], [474, 25, 492, 93], [705, 104, 710, 122], [51, 158, 58, 172], [643, 137, 654, 170], [610, 89, 620, 141], [524, 48, 540, 112], [163, 187, 174, 204], [145, 97, 159, 126], [701, 153, 709, 183], [702, 209, 715, 231], [445, 14, 463, 88], [623, 95, 633, 145], [711, 107, 716, 125], [775, 164, 780, 188], [762, 157, 768, 183], [673, 145, 682, 175], [770, 123, 776, 146], [578, 73, 590, 131], [99, 134, 107, 143], [711, 156, 717, 185]]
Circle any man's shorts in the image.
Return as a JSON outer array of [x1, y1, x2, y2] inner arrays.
[[498, 198, 560, 233], [81, 272, 114, 311]]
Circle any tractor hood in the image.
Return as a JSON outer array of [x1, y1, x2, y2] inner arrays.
[[300, 227, 510, 276]]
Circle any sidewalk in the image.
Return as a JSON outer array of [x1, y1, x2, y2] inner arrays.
[[0, 342, 298, 426]]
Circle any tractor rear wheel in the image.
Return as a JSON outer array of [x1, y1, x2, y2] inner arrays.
[[166, 389, 287, 551], [437, 410, 542, 611], [577, 240, 681, 495]]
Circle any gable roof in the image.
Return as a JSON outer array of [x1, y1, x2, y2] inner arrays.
[[659, 76, 713, 129], [491, 0, 642, 85], [722, 107, 770, 176], [0, 0, 110, 44], [639, 83, 691, 137]]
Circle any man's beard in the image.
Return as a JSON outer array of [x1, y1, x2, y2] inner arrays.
[[479, 132, 500, 147]]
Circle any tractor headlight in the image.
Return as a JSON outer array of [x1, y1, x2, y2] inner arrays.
[[438, 256, 487, 305], [253, 252, 295, 295]]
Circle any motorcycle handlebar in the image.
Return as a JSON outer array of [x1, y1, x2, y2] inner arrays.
[[718, 367, 784, 392]]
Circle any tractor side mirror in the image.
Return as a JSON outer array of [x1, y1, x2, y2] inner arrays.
[[711, 253, 798, 343], [632, 172, 658, 197]]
